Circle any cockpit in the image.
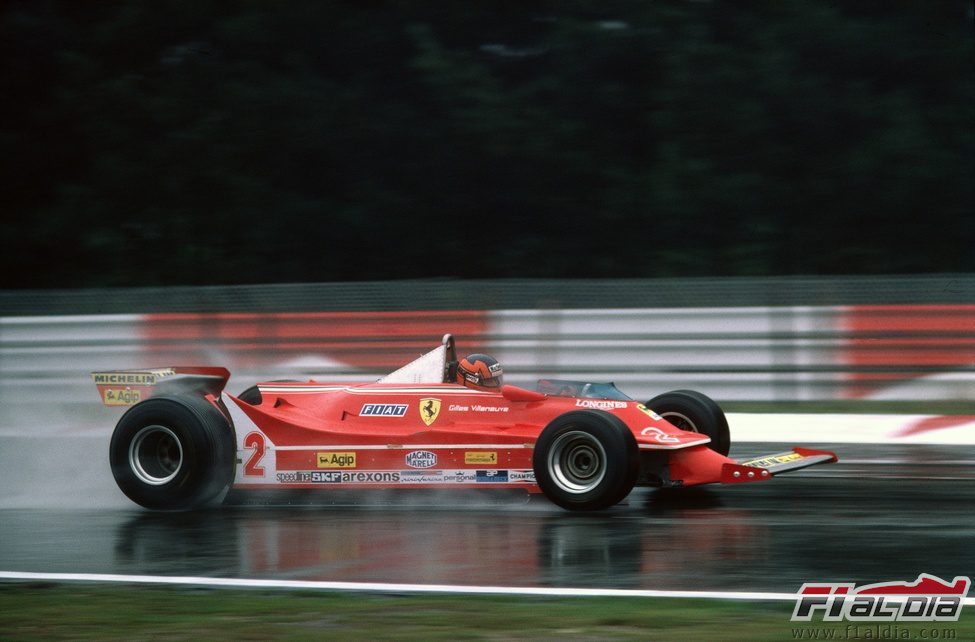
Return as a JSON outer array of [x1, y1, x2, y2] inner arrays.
[[532, 379, 631, 401], [377, 334, 630, 401]]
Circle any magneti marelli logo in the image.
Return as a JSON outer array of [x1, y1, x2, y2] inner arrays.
[[792, 574, 971, 622]]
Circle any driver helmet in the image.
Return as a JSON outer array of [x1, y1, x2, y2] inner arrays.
[[456, 354, 504, 391]]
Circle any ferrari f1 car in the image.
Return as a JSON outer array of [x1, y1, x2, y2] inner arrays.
[[93, 334, 836, 511]]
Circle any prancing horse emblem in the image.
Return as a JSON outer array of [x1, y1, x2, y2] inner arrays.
[[420, 398, 441, 426]]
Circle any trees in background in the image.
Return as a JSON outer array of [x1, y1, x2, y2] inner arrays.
[[1, 1, 971, 287]]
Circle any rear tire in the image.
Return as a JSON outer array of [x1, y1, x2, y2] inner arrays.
[[644, 390, 730, 456], [109, 395, 236, 510], [533, 410, 639, 511]]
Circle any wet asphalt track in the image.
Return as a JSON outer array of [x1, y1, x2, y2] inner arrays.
[[1, 440, 972, 593]]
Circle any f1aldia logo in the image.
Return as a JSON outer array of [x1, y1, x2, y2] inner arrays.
[[792, 574, 971, 622]]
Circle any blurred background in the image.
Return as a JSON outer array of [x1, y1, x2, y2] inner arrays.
[[1, 1, 972, 286], [0, 6, 973, 620], [0, 1, 972, 426]]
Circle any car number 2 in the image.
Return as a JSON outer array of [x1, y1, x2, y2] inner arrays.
[[243, 432, 266, 476]]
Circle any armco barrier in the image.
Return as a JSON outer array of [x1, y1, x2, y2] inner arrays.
[[1, 297, 971, 434], [2, 274, 972, 315]]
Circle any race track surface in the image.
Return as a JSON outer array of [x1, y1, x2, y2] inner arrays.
[[1, 441, 971, 593]]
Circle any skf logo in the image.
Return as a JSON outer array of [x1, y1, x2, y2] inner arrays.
[[420, 398, 441, 426], [317, 452, 357, 468], [792, 574, 970, 622]]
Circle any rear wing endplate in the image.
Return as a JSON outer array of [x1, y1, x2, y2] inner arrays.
[[91, 367, 230, 406]]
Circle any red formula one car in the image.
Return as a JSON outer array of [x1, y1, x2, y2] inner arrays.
[[93, 334, 836, 511]]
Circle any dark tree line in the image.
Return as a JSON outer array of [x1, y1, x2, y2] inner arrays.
[[1, 1, 972, 288]]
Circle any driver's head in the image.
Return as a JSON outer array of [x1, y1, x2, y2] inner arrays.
[[456, 354, 503, 391]]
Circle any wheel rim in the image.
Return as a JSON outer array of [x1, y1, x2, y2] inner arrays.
[[660, 411, 698, 433], [129, 425, 183, 485], [548, 430, 607, 493]]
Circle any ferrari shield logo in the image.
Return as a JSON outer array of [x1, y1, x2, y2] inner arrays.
[[419, 398, 441, 426]]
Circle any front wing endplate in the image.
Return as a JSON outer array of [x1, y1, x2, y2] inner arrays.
[[721, 447, 837, 483]]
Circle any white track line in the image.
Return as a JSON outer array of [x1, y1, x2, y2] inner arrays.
[[0, 571, 794, 601], [3, 572, 972, 605]]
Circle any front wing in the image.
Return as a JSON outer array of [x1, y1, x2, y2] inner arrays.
[[667, 445, 838, 487]]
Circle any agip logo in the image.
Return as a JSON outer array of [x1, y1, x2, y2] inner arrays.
[[317, 452, 357, 469], [792, 574, 970, 622], [102, 388, 142, 406]]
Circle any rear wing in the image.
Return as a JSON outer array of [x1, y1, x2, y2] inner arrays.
[[91, 367, 230, 406]]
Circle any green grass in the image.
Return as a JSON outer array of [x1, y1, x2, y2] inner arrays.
[[1, 584, 973, 641]]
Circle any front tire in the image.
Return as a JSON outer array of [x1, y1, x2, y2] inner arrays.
[[644, 390, 730, 456], [533, 410, 639, 511], [109, 395, 236, 510]]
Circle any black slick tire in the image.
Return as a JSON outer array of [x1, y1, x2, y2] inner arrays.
[[109, 395, 236, 510], [532, 410, 639, 511], [644, 390, 731, 456]]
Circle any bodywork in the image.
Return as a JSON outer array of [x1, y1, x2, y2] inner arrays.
[[94, 335, 836, 497]]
